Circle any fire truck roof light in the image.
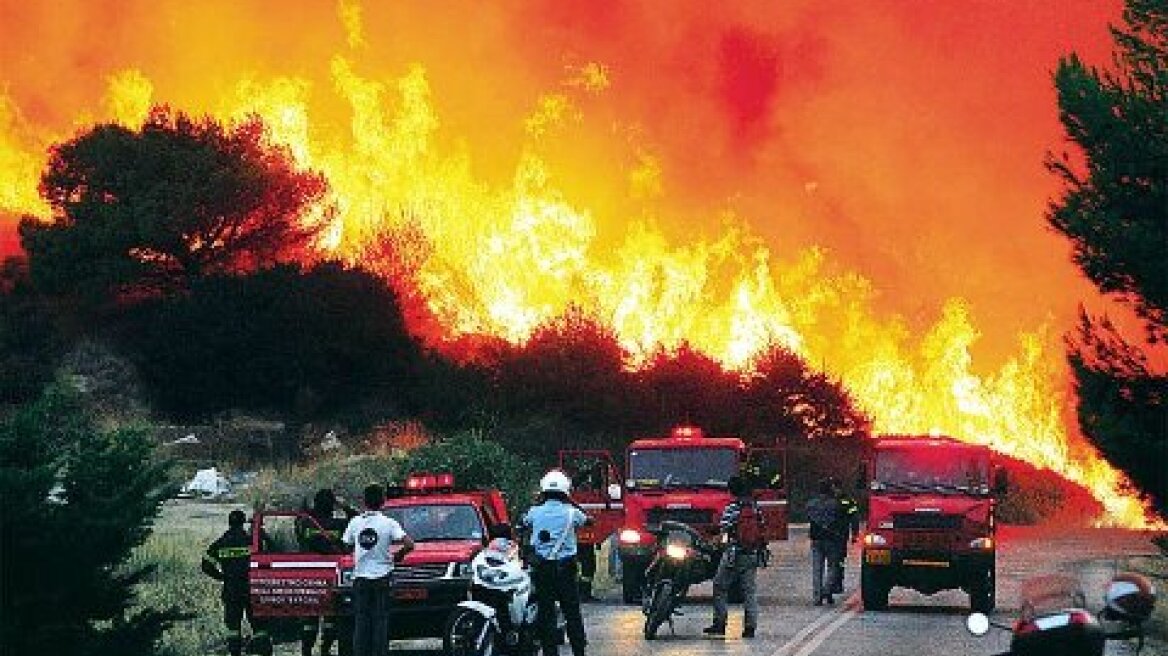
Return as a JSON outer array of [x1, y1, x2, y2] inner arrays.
[[405, 472, 456, 492], [672, 425, 703, 439]]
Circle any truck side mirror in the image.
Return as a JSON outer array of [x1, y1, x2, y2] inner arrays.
[[607, 483, 623, 501], [993, 467, 1008, 497]]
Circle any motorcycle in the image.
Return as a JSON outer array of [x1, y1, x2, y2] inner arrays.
[[965, 571, 1157, 656], [443, 535, 562, 656], [641, 520, 720, 640]]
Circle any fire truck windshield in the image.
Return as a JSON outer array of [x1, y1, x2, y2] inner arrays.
[[384, 503, 484, 542], [872, 448, 990, 495], [628, 448, 738, 488]]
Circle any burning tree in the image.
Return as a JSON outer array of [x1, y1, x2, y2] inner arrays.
[[19, 107, 328, 308], [1048, 0, 1168, 511]]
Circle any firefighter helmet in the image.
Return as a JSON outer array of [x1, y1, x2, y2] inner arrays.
[[540, 469, 572, 494]]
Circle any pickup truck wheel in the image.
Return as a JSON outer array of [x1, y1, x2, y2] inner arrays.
[[969, 567, 995, 613], [861, 564, 889, 611]]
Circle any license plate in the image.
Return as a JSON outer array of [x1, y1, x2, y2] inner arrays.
[[905, 534, 947, 550], [394, 587, 428, 600], [866, 550, 891, 565]]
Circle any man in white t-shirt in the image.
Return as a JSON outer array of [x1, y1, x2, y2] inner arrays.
[[342, 483, 414, 656]]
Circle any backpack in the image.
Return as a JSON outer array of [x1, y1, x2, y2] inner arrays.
[[734, 499, 766, 552]]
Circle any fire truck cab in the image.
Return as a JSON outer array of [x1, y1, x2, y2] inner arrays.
[[248, 473, 508, 639], [860, 436, 1006, 613], [563, 425, 788, 604]]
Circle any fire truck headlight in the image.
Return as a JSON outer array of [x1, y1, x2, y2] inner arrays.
[[619, 529, 643, 544], [665, 544, 689, 560], [863, 533, 888, 547], [969, 537, 994, 550]]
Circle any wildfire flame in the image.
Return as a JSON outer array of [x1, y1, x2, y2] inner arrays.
[[0, 1, 1158, 527]]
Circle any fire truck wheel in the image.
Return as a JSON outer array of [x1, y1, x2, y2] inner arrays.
[[969, 567, 995, 613], [622, 567, 645, 605], [861, 564, 890, 611]]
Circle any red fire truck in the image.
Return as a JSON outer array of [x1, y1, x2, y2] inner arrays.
[[562, 425, 788, 603], [860, 436, 1006, 612], [248, 473, 509, 639]]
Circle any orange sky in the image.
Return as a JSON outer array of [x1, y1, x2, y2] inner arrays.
[[0, 0, 1123, 356]]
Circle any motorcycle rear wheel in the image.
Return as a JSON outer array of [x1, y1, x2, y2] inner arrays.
[[643, 580, 674, 640], [444, 607, 498, 656]]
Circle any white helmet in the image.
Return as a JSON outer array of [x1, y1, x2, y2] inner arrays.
[[540, 469, 572, 494]]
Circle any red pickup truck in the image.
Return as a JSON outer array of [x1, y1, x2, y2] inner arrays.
[[248, 473, 509, 639]]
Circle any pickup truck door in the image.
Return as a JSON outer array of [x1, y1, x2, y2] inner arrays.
[[559, 449, 623, 546], [249, 511, 348, 618], [746, 446, 789, 541]]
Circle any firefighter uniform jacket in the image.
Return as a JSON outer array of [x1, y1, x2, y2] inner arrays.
[[202, 526, 252, 594]]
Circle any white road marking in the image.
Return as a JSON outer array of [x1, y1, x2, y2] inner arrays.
[[769, 592, 859, 656]]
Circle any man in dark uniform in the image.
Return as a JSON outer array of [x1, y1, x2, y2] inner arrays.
[[202, 510, 271, 656], [296, 489, 357, 656], [831, 481, 861, 595], [805, 479, 846, 605]]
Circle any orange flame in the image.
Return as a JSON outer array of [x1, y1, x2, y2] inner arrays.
[[0, 0, 1158, 527]]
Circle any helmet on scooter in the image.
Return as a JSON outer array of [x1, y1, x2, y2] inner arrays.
[[1102, 572, 1157, 624], [540, 469, 572, 494]]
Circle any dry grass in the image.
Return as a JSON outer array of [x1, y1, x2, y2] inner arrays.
[[130, 499, 250, 656]]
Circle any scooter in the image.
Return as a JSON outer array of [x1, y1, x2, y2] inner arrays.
[[443, 535, 562, 656], [965, 572, 1157, 656], [641, 520, 720, 640]]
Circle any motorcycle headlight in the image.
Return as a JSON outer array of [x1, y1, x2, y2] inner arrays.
[[665, 544, 689, 560], [475, 564, 502, 584], [453, 561, 473, 579]]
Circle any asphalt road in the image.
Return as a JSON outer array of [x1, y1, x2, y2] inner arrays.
[[371, 525, 1164, 656]]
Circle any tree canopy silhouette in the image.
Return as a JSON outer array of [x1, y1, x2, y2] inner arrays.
[[20, 107, 328, 307], [1048, 0, 1167, 511]]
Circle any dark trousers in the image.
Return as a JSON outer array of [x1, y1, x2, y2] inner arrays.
[[223, 586, 269, 656], [352, 576, 392, 656], [531, 557, 587, 656], [302, 614, 345, 656]]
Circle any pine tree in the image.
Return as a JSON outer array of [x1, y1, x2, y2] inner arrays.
[[1047, 0, 1168, 511], [0, 385, 180, 655]]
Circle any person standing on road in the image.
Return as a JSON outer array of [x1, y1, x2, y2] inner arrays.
[[296, 488, 357, 656], [342, 483, 415, 656], [831, 481, 861, 596], [703, 475, 766, 638], [522, 470, 590, 656], [202, 509, 271, 656], [806, 478, 847, 605]]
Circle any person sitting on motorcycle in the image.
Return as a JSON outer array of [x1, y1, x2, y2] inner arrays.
[[521, 470, 590, 656], [704, 475, 764, 638]]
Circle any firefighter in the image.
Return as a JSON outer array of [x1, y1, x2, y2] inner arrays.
[[522, 470, 590, 656], [296, 488, 357, 656], [831, 480, 861, 595], [202, 510, 271, 656], [806, 478, 846, 605]]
